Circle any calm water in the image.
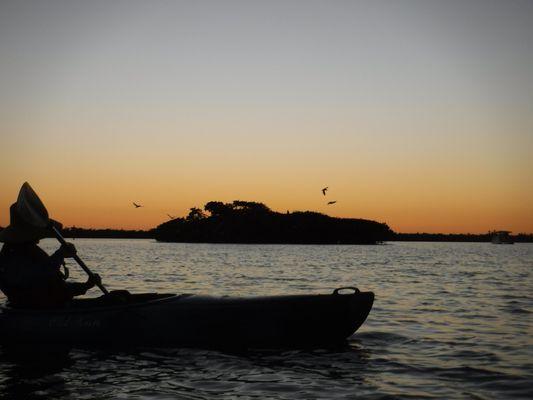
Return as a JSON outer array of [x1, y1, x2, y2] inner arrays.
[[0, 239, 532, 399]]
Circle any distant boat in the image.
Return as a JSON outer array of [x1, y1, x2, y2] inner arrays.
[[491, 231, 514, 244]]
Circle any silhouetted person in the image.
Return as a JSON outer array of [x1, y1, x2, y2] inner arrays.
[[322, 187, 328, 195], [0, 203, 100, 309], [133, 202, 143, 208]]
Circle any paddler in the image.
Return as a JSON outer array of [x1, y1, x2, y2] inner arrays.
[[0, 203, 101, 308]]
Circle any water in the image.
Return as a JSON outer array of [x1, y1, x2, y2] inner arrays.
[[1, 240, 532, 399]]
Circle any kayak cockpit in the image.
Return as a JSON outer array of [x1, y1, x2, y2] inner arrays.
[[68, 291, 178, 309], [1, 292, 180, 312]]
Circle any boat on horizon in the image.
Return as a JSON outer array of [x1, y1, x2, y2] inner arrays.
[[491, 230, 514, 244]]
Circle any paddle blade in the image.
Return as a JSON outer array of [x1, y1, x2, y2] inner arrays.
[[16, 182, 50, 228]]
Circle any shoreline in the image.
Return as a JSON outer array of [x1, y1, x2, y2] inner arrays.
[[3, 227, 532, 243], [60, 236, 533, 243]]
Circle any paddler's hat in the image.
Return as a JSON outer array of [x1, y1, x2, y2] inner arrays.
[[0, 203, 62, 244]]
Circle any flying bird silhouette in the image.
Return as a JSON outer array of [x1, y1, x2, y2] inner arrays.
[[322, 187, 328, 196], [133, 202, 143, 208], [327, 201, 337, 205], [167, 214, 175, 219]]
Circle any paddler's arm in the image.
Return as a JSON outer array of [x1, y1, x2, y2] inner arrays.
[[48, 242, 77, 270]]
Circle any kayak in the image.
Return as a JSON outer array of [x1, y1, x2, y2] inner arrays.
[[0, 287, 374, 349]]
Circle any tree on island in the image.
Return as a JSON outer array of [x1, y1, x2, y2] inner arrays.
[[155, 200, 394, 244]]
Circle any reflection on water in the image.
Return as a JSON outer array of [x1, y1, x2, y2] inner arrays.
[[1, 240, 532, 399], [0, 346, 74, 399], [1, 344, 373, 400]]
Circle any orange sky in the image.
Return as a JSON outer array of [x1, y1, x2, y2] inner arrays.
[[1, 2, 532, 233], [1, 109, 531, 233]]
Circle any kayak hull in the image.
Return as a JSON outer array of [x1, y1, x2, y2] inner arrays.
[[0, 290, 374, 349]]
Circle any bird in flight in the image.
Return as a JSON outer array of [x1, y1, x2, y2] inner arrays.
[[167, 214, 175, 219], [322, 187, 328, 196], [133, 202, 143, 208], [327, 201, 337, 205]]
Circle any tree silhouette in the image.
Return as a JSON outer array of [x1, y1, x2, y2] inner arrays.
[[187, 207, 205, 221]]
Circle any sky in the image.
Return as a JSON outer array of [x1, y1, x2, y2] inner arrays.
[[1, 0, 532, 233]]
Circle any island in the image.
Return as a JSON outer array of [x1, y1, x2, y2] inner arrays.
[[154, 200, 393, 244]]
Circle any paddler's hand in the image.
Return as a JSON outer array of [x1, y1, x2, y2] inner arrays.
[[60, 242, 77, 258], [86, 273, 102, 289]]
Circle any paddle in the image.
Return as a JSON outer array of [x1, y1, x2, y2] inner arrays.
[[16, 182, 109, 295]]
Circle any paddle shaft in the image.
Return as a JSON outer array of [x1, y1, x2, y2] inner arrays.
[[52, 225, 109, 295]]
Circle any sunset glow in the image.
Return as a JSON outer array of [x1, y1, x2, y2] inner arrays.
[[1, 1, 532, 233]]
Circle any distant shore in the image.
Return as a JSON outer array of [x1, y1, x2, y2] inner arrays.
[[2, 228, 532, 243], [392, 232, 533, 243], [56, 229, 533, 243], [60, 227, 154, 239]]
